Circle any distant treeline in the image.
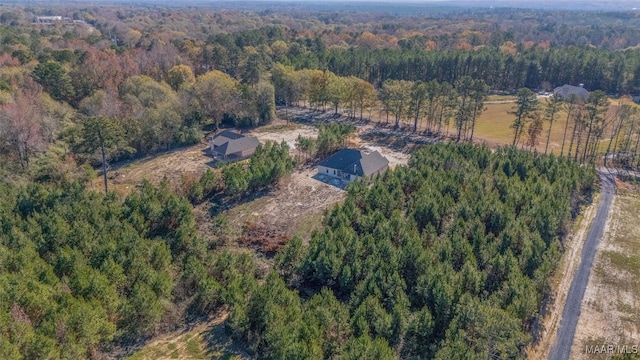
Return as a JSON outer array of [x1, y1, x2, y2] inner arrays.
[[197, 27, 640, 94]]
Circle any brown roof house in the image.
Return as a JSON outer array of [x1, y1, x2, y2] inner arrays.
[[318, 148, 389, 183], [209, 130, 260, 161]]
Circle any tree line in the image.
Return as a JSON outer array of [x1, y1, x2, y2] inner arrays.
[[178, 25, 640, 94], [4, 6, 640, 176], [507, 89, 640, 169]]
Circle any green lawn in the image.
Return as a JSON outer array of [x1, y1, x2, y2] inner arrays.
[[475, 101, 572, 154]]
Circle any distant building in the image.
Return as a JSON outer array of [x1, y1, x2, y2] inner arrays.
[[209, 130, 260, 161], [318, 148, 389, 183], [553, 84, 590, 100], [34, 16, 64, 23]]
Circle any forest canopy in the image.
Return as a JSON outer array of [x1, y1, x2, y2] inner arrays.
[[229, 143, 596, 359], [0, 3, 621, 358], [0, 142, 596, 359]]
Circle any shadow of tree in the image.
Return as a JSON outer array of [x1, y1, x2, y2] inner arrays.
[[202, 319, 252, 359]]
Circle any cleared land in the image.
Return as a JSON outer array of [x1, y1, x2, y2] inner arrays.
[[125, 312, 249, 360], [218, 167, 345, 241], [90, 145, 215, 196], [570, 191, 640, 359], [123, 111, 415, 359]]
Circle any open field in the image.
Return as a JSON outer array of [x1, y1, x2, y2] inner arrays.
[[89, 144, 216, 197], [486, 94, 518, 102], [126, 312, 250, 360], [359, 97, 640, 156], [474, 101, 573, 154], [338, 100, 575, 154], [570, 192, 640, 359]]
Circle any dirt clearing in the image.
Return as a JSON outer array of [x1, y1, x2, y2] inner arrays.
[[126, 311, 250, 360], [282, 107, 419, 166], [218, 167, 346, 242], [570, 192, 640, 359], [93, 144, 215, 196], [249, 122, 318, 150]]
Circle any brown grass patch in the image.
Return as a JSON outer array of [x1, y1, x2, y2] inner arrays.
[[237, 222, 291, 256]]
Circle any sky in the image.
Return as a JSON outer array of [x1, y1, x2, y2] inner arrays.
[[4, 0, 640, 11]]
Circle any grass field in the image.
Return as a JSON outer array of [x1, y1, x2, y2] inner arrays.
[[474, 101, 573, 154], [474, 97, 640, 154], [486, 94, 518, 102]]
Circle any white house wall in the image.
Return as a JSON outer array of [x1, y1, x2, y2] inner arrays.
[[318, 165, 362, 183], [318, 165, 339, 178]]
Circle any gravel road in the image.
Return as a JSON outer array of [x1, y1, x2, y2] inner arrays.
[[549, 170, 616, 359]]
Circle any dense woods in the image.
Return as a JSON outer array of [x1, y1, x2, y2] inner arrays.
[[0, 142, 596, 358], [0, 2, 634, 358], [227, 143, 595, 359], [0, 178, 201, 357]]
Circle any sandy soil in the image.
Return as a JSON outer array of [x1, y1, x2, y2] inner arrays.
[[570, 193, 640, 359], [223, 167, 346, 241], [127, 311, 250, 360], [98, 144, 215, 196], [229, 115, 411, 240]]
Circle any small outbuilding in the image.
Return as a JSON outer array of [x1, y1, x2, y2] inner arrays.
[[209, 130, 260, 161], [318, 148, 389, 183], [553, 84, 590, 100]]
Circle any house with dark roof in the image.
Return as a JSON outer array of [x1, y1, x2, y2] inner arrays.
[[318, 148, 389, 183], [553, 84, 590, 100], [209, 130, 260, 161]]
